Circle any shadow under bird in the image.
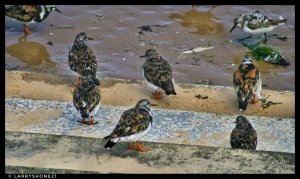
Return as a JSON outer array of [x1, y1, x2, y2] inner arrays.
[[140, 49, 177, 99], [104, 99, 156, 152], [69, 32, 100, 86], [5, 5, 61, 35], [230, 116, 257, 150], [73, 75, 101, 125], [229, 10, 287, 42], [233, 55, 262, 111]]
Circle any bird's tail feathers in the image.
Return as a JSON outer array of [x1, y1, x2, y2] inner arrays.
[[104, 139, 117, 149], [161, 80, 177, 96]]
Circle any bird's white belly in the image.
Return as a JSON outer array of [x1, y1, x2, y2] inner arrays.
[[143, 72, 161, 91], [243, 25, 277, 34], [89, 103, 100, 116], [114, 124, 152, 143], [243, 26, 277, 34], [27, 19, 36, 24], [71, 70, 81, 77], [145, 79, 161, 91], [254, 77, 262, 99]]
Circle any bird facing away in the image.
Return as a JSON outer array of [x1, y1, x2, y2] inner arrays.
[[229, 10, 287, 42], [140, 49, 177, 99], [230, 116, 257, 150], [104, 99, 156, 152], [73, 75, 101, 125], [5, 5, 61, 35], [233, 55, 262, 111], [68, 32, 99, 86]]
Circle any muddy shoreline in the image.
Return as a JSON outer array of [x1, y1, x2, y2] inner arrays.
[[5, 5, 295, 90]]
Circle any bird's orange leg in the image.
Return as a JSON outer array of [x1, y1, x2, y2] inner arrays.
[[128, 143, 135, 150], [88, 116, 98, 125], [23, 24, 31, 35], [77, 118, 88, 124], [152, 91, 162, 100], [70, 79, 81, 93], [251, 95, 259, 104], [72, 79, 81, 87], [136, 141, 147, 152]]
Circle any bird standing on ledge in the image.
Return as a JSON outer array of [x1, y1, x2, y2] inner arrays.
[[233, 55, 262, 111], [73, 75, 101, 125], [140, 49, 177, 100], [104, 99, 156, 152], [69, 32, 99, 87]]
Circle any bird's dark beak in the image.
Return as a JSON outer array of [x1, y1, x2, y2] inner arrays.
[[229, 25, 236, 33], [139, 55, 146, 58], [88, 37, 94, 40], [233, 121, 237, 123], [55, 8, 62, 13], [150, 103, 157, 106]]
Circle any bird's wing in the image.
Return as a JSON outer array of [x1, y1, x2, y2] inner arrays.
[[69, 44, 97, 76], [73, 87, 100, 117], [109, 108, 152, 138], [234, 64, 259, 101], [143, 58, 174, 89]]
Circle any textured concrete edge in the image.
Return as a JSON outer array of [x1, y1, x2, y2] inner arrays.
[[5, 97, 295, 153], [5, 166, 103, 174], [5, 131, 295, 174]]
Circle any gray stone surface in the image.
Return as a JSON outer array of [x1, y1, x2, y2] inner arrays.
[[5, 131, 295, 174], [5, 98, 295, 153], [6, 166, 101, 174]]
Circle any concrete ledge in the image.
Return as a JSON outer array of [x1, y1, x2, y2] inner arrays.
[[5, 131, 295, 174], [5, 166, 100, 174], [5, 98, 294, 153]]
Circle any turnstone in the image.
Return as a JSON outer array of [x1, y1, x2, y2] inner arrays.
[[5, 5, 61, 35], [68, 32, 99, 86], [140, 49, 177, 99], [229, 10, 287, 42], [73, 75, 101, 125], [104, 99, 156, 152], [233, 55, 262, 111], [230, 116, 257, 150]]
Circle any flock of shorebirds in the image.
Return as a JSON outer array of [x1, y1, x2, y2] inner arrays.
[[5, 5, 289, 151]]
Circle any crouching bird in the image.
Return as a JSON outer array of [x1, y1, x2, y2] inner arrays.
[[230, 116, 257, 150]]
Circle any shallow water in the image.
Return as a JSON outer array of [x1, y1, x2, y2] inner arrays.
[[5, 5, 295, 90]]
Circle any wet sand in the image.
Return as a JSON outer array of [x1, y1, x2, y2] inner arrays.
[[5, 5, 295, 90], [5, 71, 295, 118]]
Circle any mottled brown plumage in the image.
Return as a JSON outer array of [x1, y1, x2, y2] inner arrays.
[[104, 99, 155, 151], [5, 5, 61, 34], [233, 55, 262, 111], [230, 116, 257, 150], [73, 75, 100, 125], [140, 49, 176, 99], [69, 32, 99, 85]]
